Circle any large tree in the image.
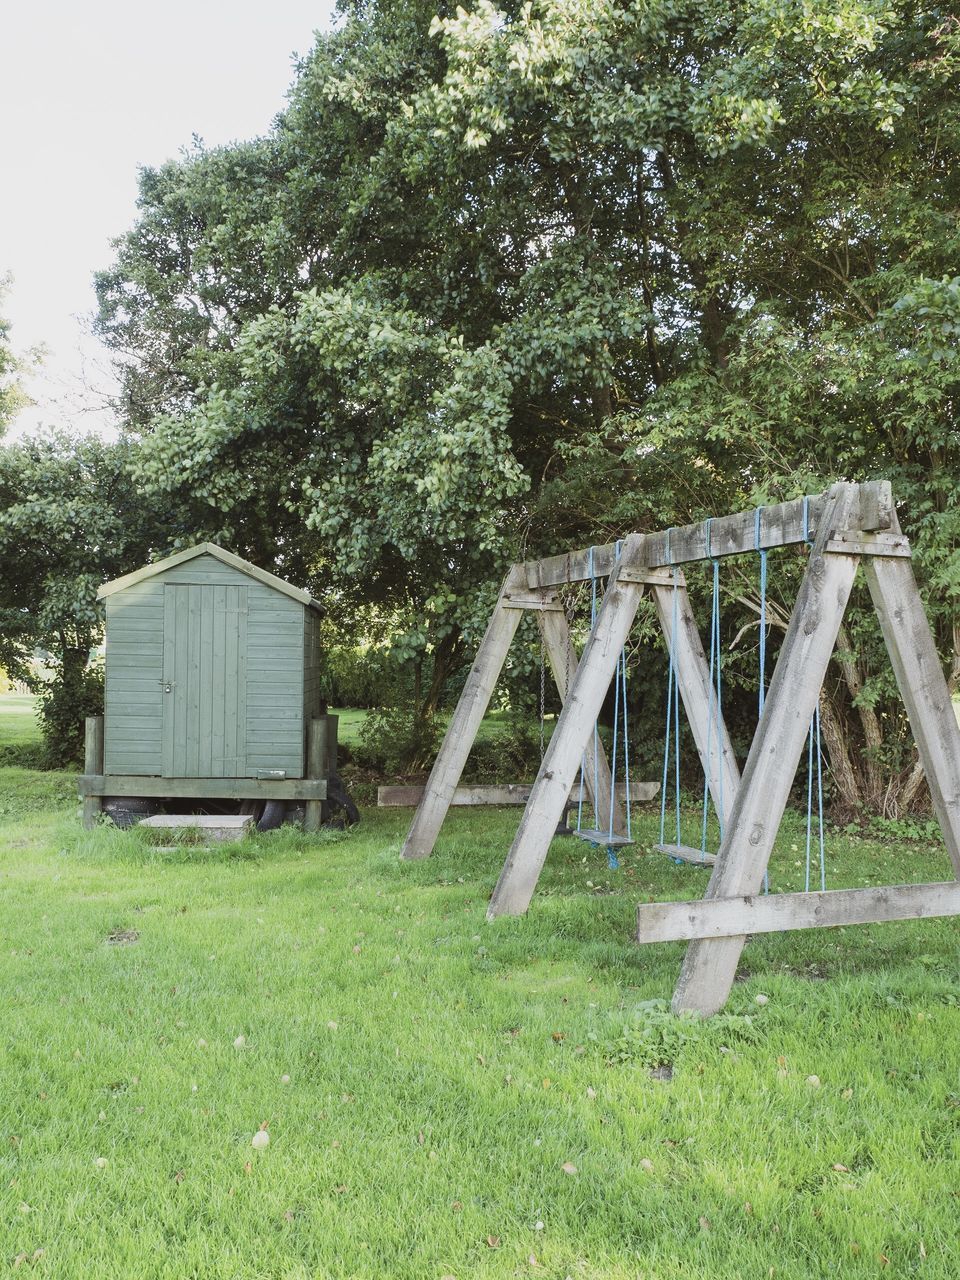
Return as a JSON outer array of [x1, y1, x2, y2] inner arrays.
[[0, 431, 178, 764], [95, 0, 960, 808]]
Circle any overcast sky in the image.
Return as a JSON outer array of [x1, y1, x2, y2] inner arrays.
[[1, 0, 336, 436]]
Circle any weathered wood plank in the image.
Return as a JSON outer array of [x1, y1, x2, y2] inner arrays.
[[523, 482, 891, 587], [82, 716, 104, 830], [304, 715, 327, 833], [537, 607, 626, 836], [651, 577, 740, 830], [379, 780, 660, 808], [80, 775, 328, 800], [652, 844, 716, 866], [864, 547, 960, 877], [487, 536, 647, 918], [671, 483, 863, 1017], [401, 568, 527, 860], [637, 881, 960, 943]]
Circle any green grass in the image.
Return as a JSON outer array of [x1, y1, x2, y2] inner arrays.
[[1, 705, 959, 1277]]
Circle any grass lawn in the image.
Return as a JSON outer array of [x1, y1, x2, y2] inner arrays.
[[1, 700, 959, 1277]]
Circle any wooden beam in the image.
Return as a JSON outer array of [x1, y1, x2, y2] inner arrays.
[[864, 545, 960, 878], [79, 775, 327, 800], [637, 881, 960, 943], [304, 716, 327, 833], [82, 716, 104, 830], [537, 607, 626, 837], [670, 483, 863, 1017], [401, 568, 526, 860], [522, 482, 892, 587], [487, 536, 647, 919], [651, 577, 740, 830], [378, 780, 660, 808]]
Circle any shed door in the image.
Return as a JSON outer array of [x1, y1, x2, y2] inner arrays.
[[161, 583, 248, 777]]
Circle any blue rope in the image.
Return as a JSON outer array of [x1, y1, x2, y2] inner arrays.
[[659, 535, 682, 849], [799, 497, 827, 893]]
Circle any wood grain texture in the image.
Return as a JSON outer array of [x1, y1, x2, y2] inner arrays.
[[651, 577, 740, 831], [79, 775, 327, 800], [401, 568, 526, 860], [82, 716, 105, 829], [522, 482, 891, 587], [537, 607, 626, 836], [671, 483, 863, 1017], [379, 780, 659, 807], [637, 881, 960, 943], [487, 536, 646, 918]]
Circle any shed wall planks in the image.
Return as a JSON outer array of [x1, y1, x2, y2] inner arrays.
[[103, 549, 308, 779]]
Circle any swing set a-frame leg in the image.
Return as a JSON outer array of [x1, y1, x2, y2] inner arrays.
[[401, 568, 526, 861], [864, 551, 960, 876], [650, 578, 740, 831], [537, 609, 627, 837], [672, 484, 862, 1017], [487, 537, 646, 919]]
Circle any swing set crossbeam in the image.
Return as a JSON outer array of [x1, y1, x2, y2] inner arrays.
[[522, 482, 893, 588]]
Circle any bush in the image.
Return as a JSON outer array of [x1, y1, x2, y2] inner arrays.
[[353, 703, 441, 777], [35, 661, 104, 769]]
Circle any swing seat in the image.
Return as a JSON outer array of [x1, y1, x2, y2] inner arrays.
[[574, 829, 635, 848], [652, 843, 716, 867]]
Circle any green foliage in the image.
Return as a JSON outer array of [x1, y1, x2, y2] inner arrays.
[[354, 701, 442, 776], [93, 0, 960, 810], [0, 277, 29, 436], [34, 661, 104, 770], [604, 999, 760, 1070], [0, 431, 176, 765]]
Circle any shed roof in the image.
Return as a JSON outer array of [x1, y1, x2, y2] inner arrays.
[[97, 542, 321, 610]]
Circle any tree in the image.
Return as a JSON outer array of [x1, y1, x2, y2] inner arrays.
[[95, 1, 960, 804], [0, 431, 178, 765], [0, 277, 28, 436]]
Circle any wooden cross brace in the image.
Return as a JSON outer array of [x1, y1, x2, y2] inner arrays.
[[637, 484, 960, 1016]]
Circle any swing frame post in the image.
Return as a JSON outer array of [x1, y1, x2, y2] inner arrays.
[[650, 574, 740, 838], [487, 534, 648, 919], [536, 608, 626, 837], [406, 478, 960, 1016]]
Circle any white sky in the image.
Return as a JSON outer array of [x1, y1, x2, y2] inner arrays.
[[1, 0, 336, 436]]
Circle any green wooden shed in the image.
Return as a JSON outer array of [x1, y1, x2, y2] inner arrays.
[[79, 543, 337, 828]]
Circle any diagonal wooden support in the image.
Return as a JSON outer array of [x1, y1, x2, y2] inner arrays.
[[864, 546, 960, 877], [401, 567, 526, 860], [487, 536, 646, 919], [651, 576, 740, 831], [537, 608, 626, 837], [638, 881, 960, 942], [671, 483, 863, 1016]]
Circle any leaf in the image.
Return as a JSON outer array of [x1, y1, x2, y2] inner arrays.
[[486, 1235, 501, 1248]]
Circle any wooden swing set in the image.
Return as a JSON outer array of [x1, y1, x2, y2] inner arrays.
[[402, 481, 960, 1017]]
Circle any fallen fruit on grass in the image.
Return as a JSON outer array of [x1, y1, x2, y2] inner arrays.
[[234, 1035, 246, 1049], [754, 994, 769, 1006], [94, 1157, 108, 1169], [281, 1074, 291, 1085], [807, 1074, 821, 1088], [252, 1130, 270, 1150], [561, 1161, 577, 1175]]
